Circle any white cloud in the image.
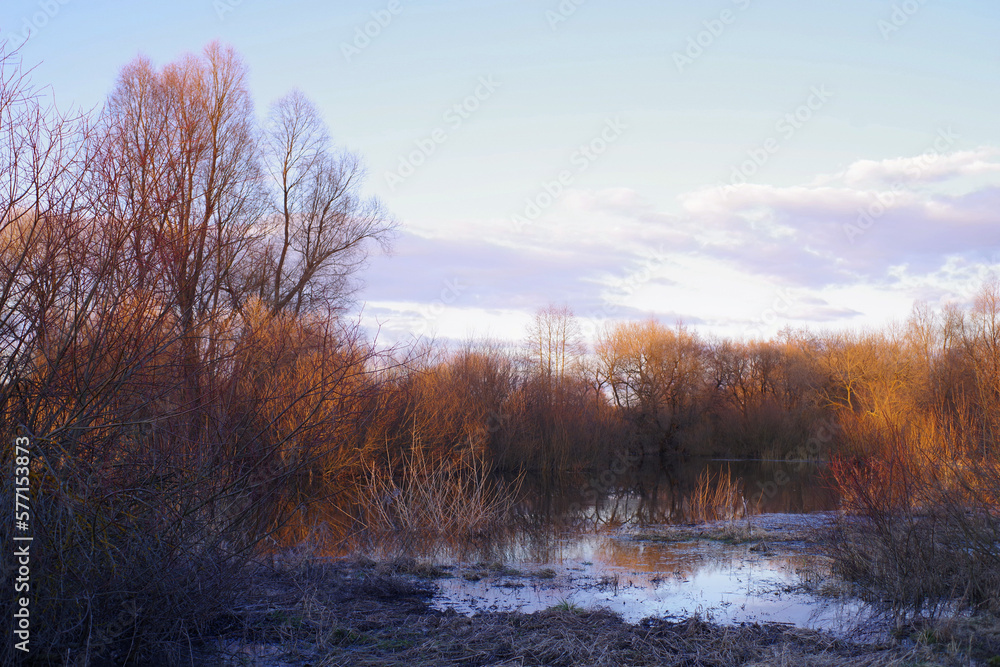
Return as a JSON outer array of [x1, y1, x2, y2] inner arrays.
[[361, 148, 1000, 342], [839, 147, 1000, 187]]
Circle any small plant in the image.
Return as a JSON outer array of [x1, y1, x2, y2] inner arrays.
[[549, 599, 584, 613], [359, 444, 520, 559]]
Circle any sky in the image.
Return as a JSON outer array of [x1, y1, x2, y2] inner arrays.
[[3, 0, 1000, 345]]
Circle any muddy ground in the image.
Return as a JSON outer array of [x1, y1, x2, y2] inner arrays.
[[196, 558, 998, 666]]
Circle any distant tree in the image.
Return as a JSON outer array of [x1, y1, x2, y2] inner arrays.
[[963, 279, 1000, 450], [525, 304, 584, 384], [595, 320, 703, 461]]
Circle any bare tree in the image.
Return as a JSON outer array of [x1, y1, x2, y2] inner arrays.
[[526, 304, 583, 383], [0, 40, 408, 661], [96, 42, 267, 438], [595, 320, 704, 461], [963, 279, 1000, 450], [255, 90, 395, 316]]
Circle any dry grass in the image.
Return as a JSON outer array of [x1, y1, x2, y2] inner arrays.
[[829, 511, 1000, 617], [829, 424, 1000, 618], [685, 465, 757, 524], [357, 445, 521, 559], [202, 559, 978, 667], [824, 422, 1000, 665]]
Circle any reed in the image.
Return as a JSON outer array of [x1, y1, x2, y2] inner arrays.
[[358, 443, 521, 559], [686, 465, 756, 524]]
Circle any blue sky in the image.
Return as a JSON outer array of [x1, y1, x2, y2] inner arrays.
[[4, 0, 1000, 343]]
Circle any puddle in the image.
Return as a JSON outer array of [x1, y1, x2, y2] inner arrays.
[[283, 461, 874, 634], [432, 513, 872, 635]]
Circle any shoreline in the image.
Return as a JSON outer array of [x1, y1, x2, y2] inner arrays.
[[199, 556, 982, 666]]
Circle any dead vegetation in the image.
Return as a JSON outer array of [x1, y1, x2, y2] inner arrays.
[[198, 560, 980, 667], [357, 444, 521, 560], [687, 464, 757, 523]]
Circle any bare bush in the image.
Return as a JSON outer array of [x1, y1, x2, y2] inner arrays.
[[359, 444, 520, 560]]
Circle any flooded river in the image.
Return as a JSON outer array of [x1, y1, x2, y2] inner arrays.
[[420, 459, 872, 634], [430, 513, 871, 633], [284, 458, 875, 634]]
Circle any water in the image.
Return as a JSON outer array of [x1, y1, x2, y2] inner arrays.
[[422, 459, 872, 633], [283, 457, 873, 633], [431, 514, 871, 633]]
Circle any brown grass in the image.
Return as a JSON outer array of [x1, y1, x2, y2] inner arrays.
[[829, 421, 1000, 617], [357, 444, 521, 559], [202, 559, 977, 667], [686, 465, 757, 523]]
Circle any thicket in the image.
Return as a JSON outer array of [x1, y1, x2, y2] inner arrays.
[[0, 42, 394, 663]]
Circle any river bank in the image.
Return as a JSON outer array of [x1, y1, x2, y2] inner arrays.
[[199, 531, 997, 666], [203, 563, 923, 666]]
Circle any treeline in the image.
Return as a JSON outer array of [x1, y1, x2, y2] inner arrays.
[[2, 40, 999, 661], [391, 288, 1000, 474]]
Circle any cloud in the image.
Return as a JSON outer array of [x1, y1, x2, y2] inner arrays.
[[839, 147, 1000, 187], [678, 151, 1000, 291], [362, 148, 1000, 342]]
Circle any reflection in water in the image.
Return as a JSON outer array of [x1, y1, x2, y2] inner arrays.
[[428, 461, 857, 632], [433, 532, 866, 632], [280, 458, 839, 561], [281, 459, 860, 631], [539, 459, 839, 528], [439, 459, 839, 565]]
